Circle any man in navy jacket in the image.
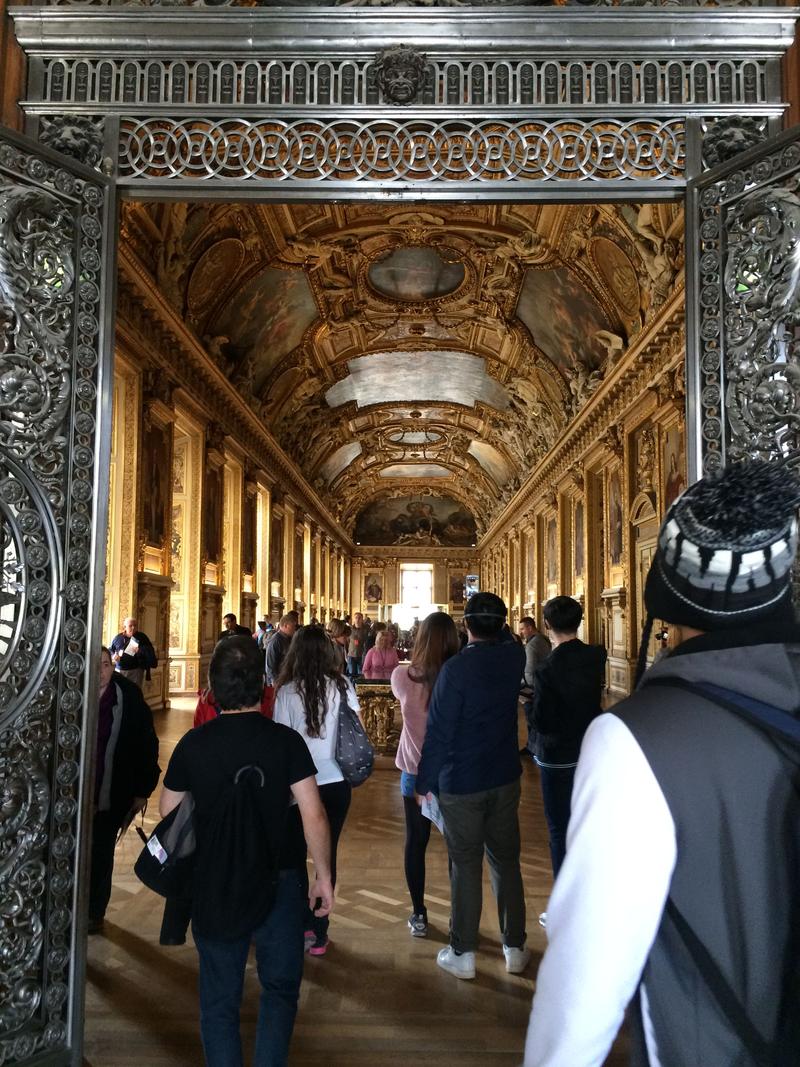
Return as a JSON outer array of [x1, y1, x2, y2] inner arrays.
[[416, 592, 530, 980]]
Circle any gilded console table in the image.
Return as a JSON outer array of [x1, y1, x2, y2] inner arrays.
[[355, 682, 402, 757]]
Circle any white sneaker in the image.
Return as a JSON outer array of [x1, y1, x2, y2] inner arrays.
[[503, 944, 532, 974], [436, 945, 476, 980], [538, 912, 547, 930]]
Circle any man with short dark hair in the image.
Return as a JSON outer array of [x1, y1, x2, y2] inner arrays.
[[518, 616, 551, 757], [532, 596, 606, 880], [160, 636, 333, 1065], [265, 614, 298, 685], [525, 461, 800, 1066], [416, 592, 530, 980], [218, 612, 252, 640]]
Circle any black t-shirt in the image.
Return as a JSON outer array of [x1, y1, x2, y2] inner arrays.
[[164, 713, 316, 870]]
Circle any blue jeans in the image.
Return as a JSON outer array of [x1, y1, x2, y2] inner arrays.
[[346, 655, 362, 677], [193, 869, 305, 1067], [539, 765, 576, 878]]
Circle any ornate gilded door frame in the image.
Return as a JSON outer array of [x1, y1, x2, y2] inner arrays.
[[0, 126, 116, 1067], [687, 124, 800, 479]]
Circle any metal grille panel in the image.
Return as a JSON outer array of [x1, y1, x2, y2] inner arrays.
[[42, 56, 768, 110], [117, 114, 686, 183]]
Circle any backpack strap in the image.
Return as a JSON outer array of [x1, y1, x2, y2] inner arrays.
[[643, 676, 800, 747], [664, 898, 774, 1066], [641, 675, 800, 1067]]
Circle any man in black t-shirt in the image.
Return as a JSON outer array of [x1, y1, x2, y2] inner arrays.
[[160, 637, 333, 1066]]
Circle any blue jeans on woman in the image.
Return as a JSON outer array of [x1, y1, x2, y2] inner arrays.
[[193, 869, 305, 1067]]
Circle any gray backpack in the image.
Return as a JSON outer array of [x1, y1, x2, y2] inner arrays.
[[334, 680, 374, 787]]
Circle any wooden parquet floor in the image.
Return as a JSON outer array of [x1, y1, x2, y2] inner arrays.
[[83, 700, 629, 1066]]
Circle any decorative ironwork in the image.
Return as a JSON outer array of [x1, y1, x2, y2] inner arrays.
[[691, 131, 800, 474], [40, 55, 768, 110], [38, 114, 105, 169], [374, 46, 429, 105], [117, 115, 686, 183], [44, 0, 785, 8], [0, 132, 110, 1063], [702, 115, 768, 169]]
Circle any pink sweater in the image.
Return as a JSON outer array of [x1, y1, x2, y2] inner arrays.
[[362, 646, 400, 678], [390, 663, 430, 775]]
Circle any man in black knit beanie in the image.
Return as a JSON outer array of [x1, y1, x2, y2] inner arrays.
[[524, 459, 800, 1067]]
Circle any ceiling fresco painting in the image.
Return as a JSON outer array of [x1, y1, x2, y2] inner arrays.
[[212, 266, 318, 392], [325, 351, 509, 411], [125, 198, 684, 542], [515, 266, 613, 370], [354, 496, 478, 548], [368, 246, 466, 301]]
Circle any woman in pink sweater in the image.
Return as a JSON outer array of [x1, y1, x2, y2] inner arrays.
[[361, 629, 400, 679], [390, 612, 459, 937]]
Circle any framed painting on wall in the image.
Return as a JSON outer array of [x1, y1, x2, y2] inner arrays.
[[365, 572, 383, 603], [202, 463, 223, 565], [574, 499, 585, 578], [546, 516, 558, 587], [142, 420, 171, 548], [450, 573, 465, 605], [663, 424, 687, 511], [608, 469, 623, 566]]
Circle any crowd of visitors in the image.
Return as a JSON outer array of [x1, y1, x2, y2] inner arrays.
[[95, 459, 800, 1067]]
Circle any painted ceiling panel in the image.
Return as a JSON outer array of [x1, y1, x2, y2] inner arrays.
[[354, 495, 477, 547], [325, 352, 509, 411], [379, 464, 451, 478], [468, 440, 512, 486], [212, 267, 318, 391], [318, 442, 363, 484], [516, 267, 611, 369], [368, 247, 465, 301]]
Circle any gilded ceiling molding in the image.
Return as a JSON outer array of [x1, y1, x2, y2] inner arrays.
[[481, 283, 686, 548], [115, 246, 354, 552]]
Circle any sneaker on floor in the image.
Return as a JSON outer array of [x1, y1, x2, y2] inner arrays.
[[308, 936, 329, 957], [538, 912, 547, 930], [87, 916, 104, 936], [436, 945, 476, 980], [303, 929, 316, 953], [503, 944, 532, 974], [408, 913, 428, 938]]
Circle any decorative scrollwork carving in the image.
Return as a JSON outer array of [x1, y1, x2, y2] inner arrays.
[[0, 135, 107, 1061], [723, 184, 800, 460]]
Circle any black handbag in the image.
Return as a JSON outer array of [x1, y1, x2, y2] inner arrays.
[[134, 792, 196, 898], [334, 682, 374, 787]]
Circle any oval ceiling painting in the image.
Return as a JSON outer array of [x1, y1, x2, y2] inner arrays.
[[368, 247, 465, 302]]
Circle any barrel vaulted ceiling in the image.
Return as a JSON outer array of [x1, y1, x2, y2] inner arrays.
[[124, 198, 683, 544]]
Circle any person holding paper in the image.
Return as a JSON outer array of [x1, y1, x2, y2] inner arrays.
[[109, 616, 157, 689]]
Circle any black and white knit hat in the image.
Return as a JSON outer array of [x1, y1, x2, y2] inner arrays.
[[636, 459, 800, 682], [645, 459, 800, 629]]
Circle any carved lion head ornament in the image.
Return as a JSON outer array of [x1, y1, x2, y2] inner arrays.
[[374, 45, 429, 105]]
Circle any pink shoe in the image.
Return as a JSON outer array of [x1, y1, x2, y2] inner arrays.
[[303, 929, 316, 953], [308, 936, 329, 956]]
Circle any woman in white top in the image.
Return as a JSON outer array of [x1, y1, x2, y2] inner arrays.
[[274, 625, 360, 956]]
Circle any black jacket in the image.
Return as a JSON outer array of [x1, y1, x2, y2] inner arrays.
[[531, 639, 606, 766], [103, 674, 161, 822]]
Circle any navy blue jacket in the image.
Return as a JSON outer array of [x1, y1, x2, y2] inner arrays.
[[416, 635, 525, 796]]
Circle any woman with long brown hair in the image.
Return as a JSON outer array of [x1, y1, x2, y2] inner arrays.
[[390, 611, 460, 937], [274, 625, 360, 956]]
